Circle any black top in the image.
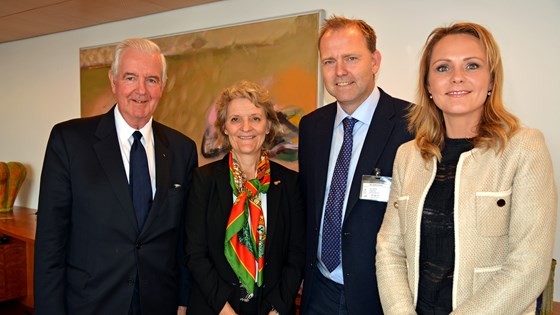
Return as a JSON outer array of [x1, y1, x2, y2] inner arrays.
[[416, 138, 472, 315]]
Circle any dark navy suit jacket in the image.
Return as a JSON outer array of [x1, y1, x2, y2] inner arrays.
[[298, 88, 413, 314], [34, 107, 198, 314]]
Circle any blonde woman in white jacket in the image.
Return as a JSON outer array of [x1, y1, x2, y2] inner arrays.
[[376, 22, 557, 315]]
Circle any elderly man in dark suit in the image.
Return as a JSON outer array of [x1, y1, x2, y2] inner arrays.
[[34, 38, 198, 315], [298, 16, 413, 314]]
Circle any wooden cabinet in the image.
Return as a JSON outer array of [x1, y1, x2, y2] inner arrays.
[[0, 238, 27, 301], [0, 207, 36, 310]]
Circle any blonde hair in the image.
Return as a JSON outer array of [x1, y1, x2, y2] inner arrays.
[[214, 80, 281, 150], [408, 22, 519, 161]]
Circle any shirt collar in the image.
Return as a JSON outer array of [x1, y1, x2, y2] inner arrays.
[[114, 104, 154, 147], [335, 86, 380, 127]]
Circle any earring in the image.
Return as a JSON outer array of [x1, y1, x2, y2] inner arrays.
[[487, 91, 492, 96], [429, 95, 433, 99]]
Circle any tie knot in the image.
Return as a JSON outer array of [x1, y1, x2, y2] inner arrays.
[[133, 131, 143, 142], [343, 117, 357, 132]]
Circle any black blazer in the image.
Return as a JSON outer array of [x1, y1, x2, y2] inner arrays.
[[34, 107, 198, 315], [298, 88, 413, 314], [185, 155, 305, 315]]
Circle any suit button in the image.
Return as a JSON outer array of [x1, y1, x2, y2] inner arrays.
[[128, 278, 134, 286], [136, 242, 143, 249], [394, 201, 399, 209]]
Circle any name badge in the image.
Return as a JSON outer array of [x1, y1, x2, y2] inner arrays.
[[360, 175, 392, 202]]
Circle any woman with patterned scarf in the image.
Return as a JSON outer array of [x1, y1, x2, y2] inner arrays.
[[186, 80, 306, 315]]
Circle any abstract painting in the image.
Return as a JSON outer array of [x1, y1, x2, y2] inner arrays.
[[80, 11, 323, 168]]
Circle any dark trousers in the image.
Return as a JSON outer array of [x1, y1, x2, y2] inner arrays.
[[302, 268, 348, 315], [129, 274, 141, 315]]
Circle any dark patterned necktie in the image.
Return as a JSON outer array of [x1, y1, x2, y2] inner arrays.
[[130, 131, 152, 230], [321, 117, 357, 272]]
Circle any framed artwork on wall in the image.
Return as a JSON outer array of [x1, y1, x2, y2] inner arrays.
[[79, 10, 324, 168]]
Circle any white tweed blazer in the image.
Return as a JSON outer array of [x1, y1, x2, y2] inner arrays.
[[376, 128, 557, 315]]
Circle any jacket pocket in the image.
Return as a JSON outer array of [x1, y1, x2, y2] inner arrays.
[[473, 265, 502, 294], [66, 264, 91, 291], [396, 196, 409, 234], [475, 188, 512, 236], [166, 186, 185, 212]]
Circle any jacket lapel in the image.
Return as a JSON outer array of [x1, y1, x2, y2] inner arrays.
[[345, 89, 397, 220], [215, 154, 234, 221], [140, 122, 172, 234], [312, 104, 337, 226], [93, 107, 138, 233], [265, 163, 282, 256]]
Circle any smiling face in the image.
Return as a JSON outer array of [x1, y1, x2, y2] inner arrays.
[[427, 33, 492, 135], [224, 98, 270, 161], [319, 26, 381, 115], [109, 47, 164, 129]]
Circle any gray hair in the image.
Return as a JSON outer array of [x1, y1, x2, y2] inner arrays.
[[110, 38, 167, 84]]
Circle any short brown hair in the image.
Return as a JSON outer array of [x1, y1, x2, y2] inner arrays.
[[319, 15, 377, 53]]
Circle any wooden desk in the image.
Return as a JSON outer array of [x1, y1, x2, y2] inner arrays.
[[0, 206, 36, 310]]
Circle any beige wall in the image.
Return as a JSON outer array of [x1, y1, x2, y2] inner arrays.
[[1, 0, 559, 300]]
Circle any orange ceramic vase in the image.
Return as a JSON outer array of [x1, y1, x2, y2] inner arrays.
[[0, 162, 27, 212]]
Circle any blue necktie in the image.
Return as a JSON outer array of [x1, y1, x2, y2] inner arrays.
[[130, 131, 152, 230], [321, 117, 357, 272]]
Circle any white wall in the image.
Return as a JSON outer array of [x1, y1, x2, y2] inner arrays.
[[1, 0, 559, 300]]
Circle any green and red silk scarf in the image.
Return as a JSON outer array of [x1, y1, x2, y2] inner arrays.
[[225, 150, 270, 296]]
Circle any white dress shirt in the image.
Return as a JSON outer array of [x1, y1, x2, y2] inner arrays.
[[114, 105, 156, 198], [318, 87, 380, 284]]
